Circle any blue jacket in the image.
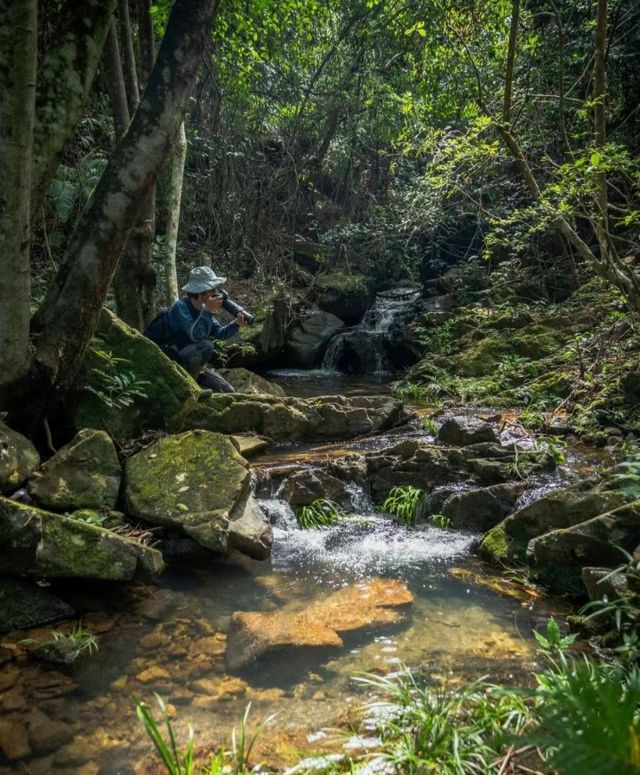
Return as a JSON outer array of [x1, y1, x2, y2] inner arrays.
[[168, 297, 239, 350]]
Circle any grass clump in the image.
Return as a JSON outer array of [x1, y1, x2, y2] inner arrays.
[[297, 499, 348, 529], [382, 486, 425, 527]]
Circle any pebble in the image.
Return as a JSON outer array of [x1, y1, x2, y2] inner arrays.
[[0, 718, 31, 760], [135, 666, 172, 684]]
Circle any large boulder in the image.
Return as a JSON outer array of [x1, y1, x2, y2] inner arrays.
[[436, 416, 498, 446], [277, 467, 354, 508], [232, 294, 289, 367], [529, 501, 640, 593], [124, 430, 271, 558], [367, 443, 460, 502], [0, 497, 163, 580], [172, 394, 411, 443], [314, 272, 375, 324], [286, 309, 345, 367], [479, 489, 627, 564], [441, 485, 518, 531], [225, 578, 412, 672], [71, 309, 200, 439], [0, 422, 40, 494], [217, 368, 285, 397], [28, 429, 121, 511]]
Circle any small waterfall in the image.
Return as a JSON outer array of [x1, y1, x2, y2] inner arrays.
[[322, 288, 421, 375]]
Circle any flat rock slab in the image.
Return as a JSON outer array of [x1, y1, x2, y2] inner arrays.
[[230, 435, 269, 458], [225, 578, 413, 672]]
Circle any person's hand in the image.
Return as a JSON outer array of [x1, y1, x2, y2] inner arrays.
[[236, 312, 246, 327], [204, 293, 223, 313]]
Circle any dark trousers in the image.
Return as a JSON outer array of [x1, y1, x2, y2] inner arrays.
[[176, 342, 235, 393]]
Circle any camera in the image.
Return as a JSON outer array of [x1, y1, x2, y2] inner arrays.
[[218, 289, 255, 325]]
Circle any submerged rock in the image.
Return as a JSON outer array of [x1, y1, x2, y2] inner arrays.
[[0, 497, 163, 580], [0, 578, 75, 634], [479, 488, 627, 564], [125, 430, 271, 559], [225, 578, 413, 672], [172, 394, 411, 442], [28, 429, 121, 511], [436, 416, 498, 446], [0, 421, 40, 494]]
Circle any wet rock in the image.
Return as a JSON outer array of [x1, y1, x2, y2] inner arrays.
[[286, 309, 345, 366], [124, 430, 251, 554], [28, 429, 121, 511], [136, 667, 172, 684], [230, 434, 268, 458], [367, 445, 459, 502], [0, 420, 40, 494], [528, 501, 640, 593], [278, 468, 353, 507], [479, 489, 627, 564], [217, 367, 285, 397], [442, 487, 506, 531], [314, 272, 376, 324], [26, 709, 75, 755], [0, 577, 75, 634], [173, 394, 411, 442], [31, 638, 91, 668], [582, 566, 629, 602], [0, 497, 164, 580], [467, 458, 512, 485], [0, 718, 31, 760], [436, 416, 497, 446], [225, 578, 413, 672], [228, 493, 273, 560], [71, 309, 201, 439]]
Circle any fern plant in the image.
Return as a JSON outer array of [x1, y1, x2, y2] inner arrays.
[[430, 513, 452, 529], [382, 486, 425, 527], [297, 499, 347, 529], [84, 348, 151, 409]]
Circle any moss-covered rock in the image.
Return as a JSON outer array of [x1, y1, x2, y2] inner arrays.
[[124, 430, 252, 553], [217, 368, 285, 397], [28, 429, 121, 511], [0, 421, 40, 494], [0, 578, 75, 634], [479, 488, 627, 564], [314, 272, 375, 324], [0, 497, 163, 580], [172, 394, 411, 442], [71, 309, 200, 438], [529, 500, 640, 593], [286, 309, 345, 367]]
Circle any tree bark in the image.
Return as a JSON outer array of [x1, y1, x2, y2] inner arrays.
[[164, 121, 187, 305], [31, 0, 117, 218], [113, 0, 157, 329], [29, 0, 221, 413], [0, 0, 38, 408], [503, 0, 520, 125], [103, 19, 130, 139], [594, 0, 610, 255]]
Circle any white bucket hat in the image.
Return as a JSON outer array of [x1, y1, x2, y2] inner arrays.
[[182, 266, 227, 294]]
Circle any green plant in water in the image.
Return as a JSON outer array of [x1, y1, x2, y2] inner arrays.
[[430, 513, 452, 529], [298, 499, 347, 529], [137, 695, 274, 774], [23, 621, 99, 658], [382, 486, 425, 527], [421, 415, 438, 435], [84, 348, 151, 409]]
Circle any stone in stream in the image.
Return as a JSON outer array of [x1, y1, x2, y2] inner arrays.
[[172, 393, 411, 442], [0, 578, 76, 635], [479, 488, 628, 564], [436, 416, 498, 447], [27, 429, 121, 511], [125, 430, 272, 559], [0, 497, 163, 580], [216, 367, 285, 397], [0, 421, 40, 494], [286, 309, 345, 367], [528, 500, 640, 593], [225, 578, 413, 672], [441, 483, 524, 531]]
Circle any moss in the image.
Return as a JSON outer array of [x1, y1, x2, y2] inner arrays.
[[478, 523, 511, 563]]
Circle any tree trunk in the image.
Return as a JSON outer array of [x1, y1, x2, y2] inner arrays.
[[503, 0, 520, 125], [0, 0, 38, 408], [113, 0, 157, 329], [594, 0, 610, 259], [27, 0, 221, 419], [103, 19, 130, 139], [31, 0, 116, 218], [164, 121, 187, 305]]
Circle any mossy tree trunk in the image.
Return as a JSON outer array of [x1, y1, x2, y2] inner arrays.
[[30, 0, 117, 218], [0, 0, 38, 408], [112, 0, 157, 330], [25, 0, 221, 425]]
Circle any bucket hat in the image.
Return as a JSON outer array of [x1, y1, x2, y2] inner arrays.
[[181, 266, 227, 294]]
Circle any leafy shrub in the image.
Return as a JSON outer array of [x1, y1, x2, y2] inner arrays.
[[84, 348, 151, 409]]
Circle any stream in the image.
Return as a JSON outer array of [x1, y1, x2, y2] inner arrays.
[[0, 373, 605, 775]]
